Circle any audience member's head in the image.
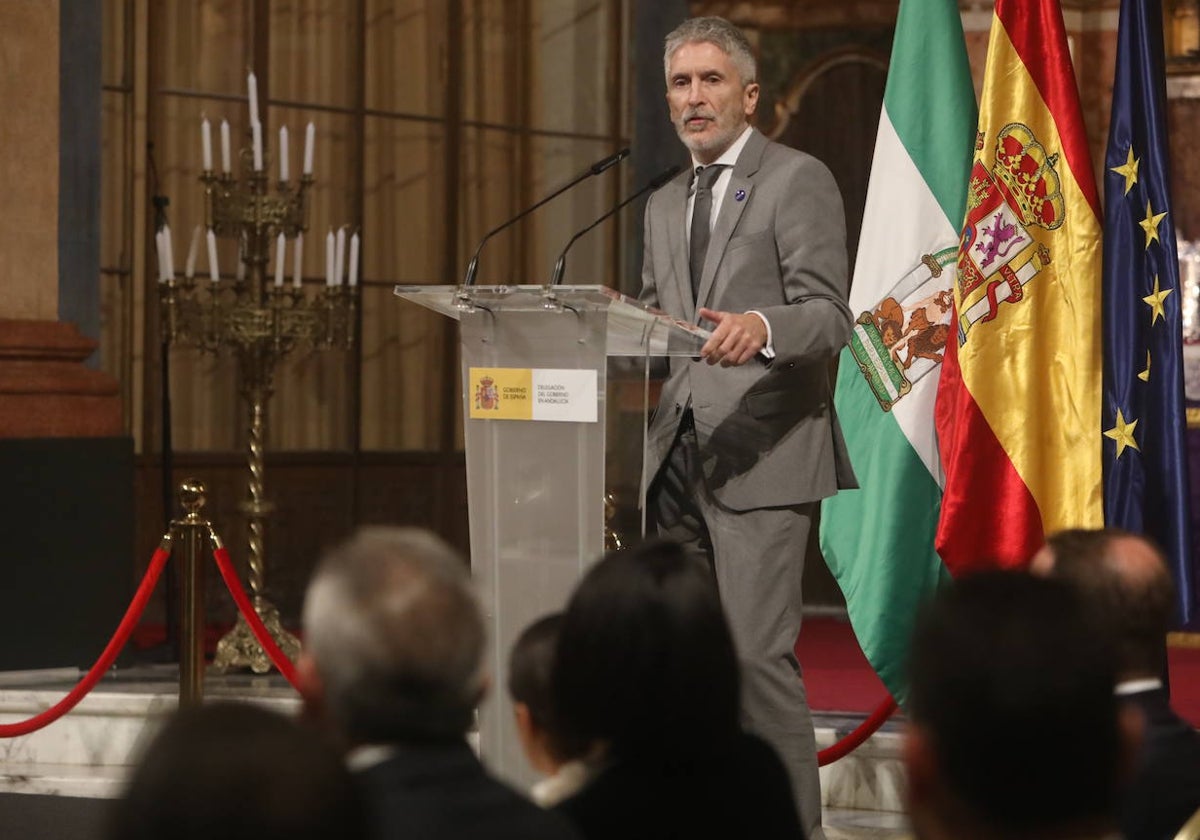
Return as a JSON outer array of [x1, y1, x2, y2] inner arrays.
[[552, 540, 740, 762], [905, 572, 1133, 840], [107, 702, 364, 840], [508, 612, 584, 776], [1032, 527, 1175, 680], [299, 526, 485, 746]]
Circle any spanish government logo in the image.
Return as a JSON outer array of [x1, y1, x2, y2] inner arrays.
[[474, 376, 499, 411], [956, 123, 1062, 346]]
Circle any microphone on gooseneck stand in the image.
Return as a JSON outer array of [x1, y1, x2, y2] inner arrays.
[[462, 147, 631, 287], [549, 164, 683, 287]]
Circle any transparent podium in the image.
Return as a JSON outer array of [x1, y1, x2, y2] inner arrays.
[[394, 284, 707, 787]]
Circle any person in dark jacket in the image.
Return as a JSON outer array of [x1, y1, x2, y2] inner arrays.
[[906, 572, 1136, 840], [108, 702, 365, 840], [551, 539, 803, 839], [1034, 528, 1200, 840], [297, 526, 580, 840]]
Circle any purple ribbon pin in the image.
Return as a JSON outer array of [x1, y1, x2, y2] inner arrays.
[[734, 189, 746, 202]]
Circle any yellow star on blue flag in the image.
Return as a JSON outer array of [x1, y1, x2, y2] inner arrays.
[[1139, 200, 1167, 248], [1104, 408, 1139, 458], [1111, 146, 1139, 195], [1142, 276, 1173, 325]]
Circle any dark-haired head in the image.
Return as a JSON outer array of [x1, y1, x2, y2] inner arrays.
[[508, 612, 588, 772], [552, 540, 740, 761], [906, 572, 1128, 838], [1033, 527, 1174, 679], [107, 702, 364, 840], [509, 613, 563, 730]]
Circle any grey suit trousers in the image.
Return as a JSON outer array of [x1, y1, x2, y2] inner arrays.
[[652, 416, 823, 840]]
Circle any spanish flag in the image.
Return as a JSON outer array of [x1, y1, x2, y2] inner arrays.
[[935, 0, 1103, 574]]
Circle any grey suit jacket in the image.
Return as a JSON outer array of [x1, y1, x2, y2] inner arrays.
[[641, 127, 857, 511]]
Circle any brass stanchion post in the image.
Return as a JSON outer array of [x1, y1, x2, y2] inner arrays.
[[172, 478, 209, 705]]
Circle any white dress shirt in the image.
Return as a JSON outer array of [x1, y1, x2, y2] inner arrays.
[[685, 125, 754, 238], [1115, 677, 1163, 696]]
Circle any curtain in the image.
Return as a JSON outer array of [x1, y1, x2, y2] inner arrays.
[[102, 0, 627, 454]]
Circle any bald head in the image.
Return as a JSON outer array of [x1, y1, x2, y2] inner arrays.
[[1034, 528, 1174, 679]]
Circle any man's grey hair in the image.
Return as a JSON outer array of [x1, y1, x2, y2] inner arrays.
[[302, 527, 485, 744], [663, 17, 757, 86]]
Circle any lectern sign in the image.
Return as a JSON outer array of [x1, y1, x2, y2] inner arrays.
[[469, 367, 598, 423]]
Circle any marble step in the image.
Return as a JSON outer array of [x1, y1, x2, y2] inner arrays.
[[816, 714, 906, 813], [0, 666, 908, 817], [0, 665, 299, 797]]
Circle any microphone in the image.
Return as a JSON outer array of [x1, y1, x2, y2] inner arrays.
[[462, 147, 630, 287], [549, 164, 682, 287]]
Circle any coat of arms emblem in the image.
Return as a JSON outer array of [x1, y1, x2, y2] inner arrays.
[[475, 376, 499, 410], [851, 249, 957, 412], [956, 122, 1062, 345]]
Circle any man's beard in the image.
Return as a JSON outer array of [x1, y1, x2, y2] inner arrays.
[[675, 111, 741, 158]]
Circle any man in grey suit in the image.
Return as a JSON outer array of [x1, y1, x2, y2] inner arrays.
[[641, 17, 855, 838]]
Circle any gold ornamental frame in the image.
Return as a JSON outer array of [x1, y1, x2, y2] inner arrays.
[[1166, 0, 1200, 75]]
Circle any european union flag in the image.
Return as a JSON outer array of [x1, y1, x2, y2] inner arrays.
[[1103, 0, 1195, 626]]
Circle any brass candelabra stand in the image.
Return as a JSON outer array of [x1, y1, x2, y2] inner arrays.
[[159, 147, 357, 673]]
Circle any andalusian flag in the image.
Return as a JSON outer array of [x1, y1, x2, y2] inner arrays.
[[935, 0, 1103, 574], [819, 0, 975, 702]]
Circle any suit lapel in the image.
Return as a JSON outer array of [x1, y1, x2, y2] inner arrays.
[[695, 128, 768, 319], [664, 172, 694, 322]]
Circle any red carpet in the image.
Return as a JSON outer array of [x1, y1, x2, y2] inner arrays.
[[796, 616, 892, 715], [797, 615, 1200, 728], [133, 616, 1200, 728], [1167, 644, 1200, 727]]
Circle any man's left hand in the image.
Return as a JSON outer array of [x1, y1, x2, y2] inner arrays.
[[698, 308, 766, 367]]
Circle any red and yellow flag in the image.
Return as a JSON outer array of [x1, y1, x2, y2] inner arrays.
[[935, 0, 1102, 574]]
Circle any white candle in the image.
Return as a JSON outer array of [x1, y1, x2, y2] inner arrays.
[[206, 229, 220, 282], [274, 232, 286, 287], [293, 232, 304, 288], [155, 230, 167, 283], [348, 231, 360, 287], [303, 122, 315, 175], [325, 229, 335, 286], [184, 225, 201, 279], [220, 119, 231, 174], [251, 121, 263, 171], [247, 71, 259, 126], [278, 125, 289, 182], [201, 117, 213, 171], [334, 226, 346, 287], [162, 224, 175, 282]]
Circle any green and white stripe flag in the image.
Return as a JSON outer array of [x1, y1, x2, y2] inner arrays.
[[818, 0, 976, 704]]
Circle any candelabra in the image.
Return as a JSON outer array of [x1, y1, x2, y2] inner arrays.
[[159, 139, 357, 674]]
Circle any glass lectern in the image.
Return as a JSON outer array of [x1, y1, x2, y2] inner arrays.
[[394, 284, 707, 788]]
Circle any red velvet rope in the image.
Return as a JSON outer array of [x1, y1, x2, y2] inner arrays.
[[210, 544, 300, 688], [816, 696, 899, 766], [0, 528, 893, 756], [0, 543, 171, 738]]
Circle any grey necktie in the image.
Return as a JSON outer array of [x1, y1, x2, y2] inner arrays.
[[689, 164, 724, 299]]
